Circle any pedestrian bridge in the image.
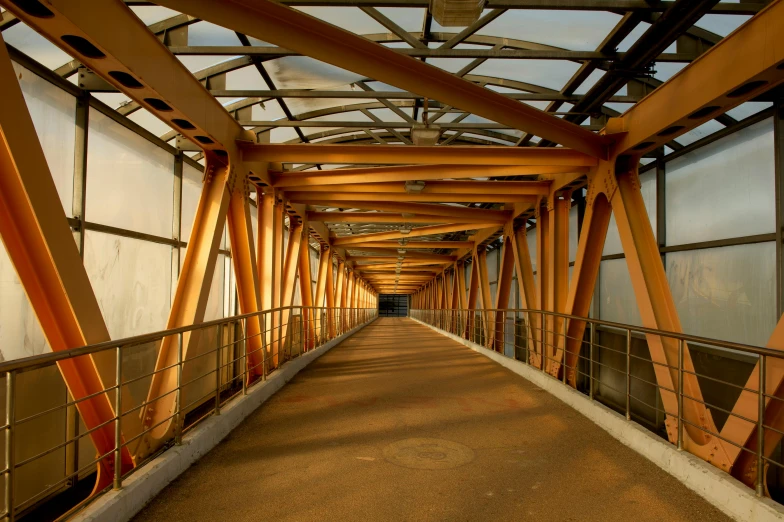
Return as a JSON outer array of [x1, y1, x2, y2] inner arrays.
[[128, 318, 728, 522]]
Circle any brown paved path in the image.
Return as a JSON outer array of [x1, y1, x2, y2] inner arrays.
[[134, 318, 729, 522]]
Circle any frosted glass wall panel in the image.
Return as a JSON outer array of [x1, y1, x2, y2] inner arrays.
[[14, 63, 75, 216], [599, 258, 641, 326], [666, 242, 776, 346], [666, 119, 774, 246], [487, 248, 499, 285], [569, 205, 578, 262], [87, 110, 174, 237], [0, 242, 48, 360], [604, 171, 656, 255], [84, 231, 172, 339], [527, 228, 537, 273], [250, 202, 259, 253]]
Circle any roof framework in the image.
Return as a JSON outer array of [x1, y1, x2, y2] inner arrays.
[[2, 0, 784, 502]]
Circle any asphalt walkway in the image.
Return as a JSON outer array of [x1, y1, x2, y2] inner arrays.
[[134, 317, 728, 522]]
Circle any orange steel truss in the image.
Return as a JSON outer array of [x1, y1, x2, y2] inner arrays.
[[1, 0, 784, 501]]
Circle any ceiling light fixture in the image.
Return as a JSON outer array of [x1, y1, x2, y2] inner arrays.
[[399, 226, 411, 235], [429, 0, 485, 26]]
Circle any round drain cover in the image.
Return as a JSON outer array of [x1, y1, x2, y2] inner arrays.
[[382, 438, 474, 470]]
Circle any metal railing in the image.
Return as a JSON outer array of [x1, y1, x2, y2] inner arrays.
[[0, 306, 376, 521], [411, 307, 782, 498]]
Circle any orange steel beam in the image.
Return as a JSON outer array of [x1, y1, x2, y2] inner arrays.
[[298, 218, 316, 351], [511, 226, 538, 363], [304, 182, 553, 197], [345, 241, 474, 249], [351, 256, 455, 263], [258, 192, 280, 367], [305, 201, 510, 221], [307, 212, 504, 225], [546, 193, 570, 377], [453, 225, 507, 261], [3, 0, 263, 182], [140, 154, 231, 459], [349, 248, 455, 258], [493, 222, 516, 352], [325, 253, 336, 338], [0, 36, 133, 492], [285, 192, 538, 204], [226, 180, 265, 382], [612, 0, 784, 156], [356, 263, 445, 270], [314, 246, 331, 340], [158, 0, 607, 157], [609, 160, 730, 469], [242, 144, 599, 166], [286, 181, 551, 195], [534, 205, 550, 370], [563, 172, 611, 385], [333, 223, 502, 246], [273, 164, 590, 188], [279, 218, 304, 363]]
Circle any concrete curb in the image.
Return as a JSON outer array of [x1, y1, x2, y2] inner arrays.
[[412, 318, 784, 522], [72, 319, 376, 522]]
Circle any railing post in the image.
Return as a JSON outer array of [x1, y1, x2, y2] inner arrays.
[[262, 313, 268, 381], [215, 324, 222, 416], [114, 346, 123, 490], [626, 329, 631, 421], [175, 332, 184, 445], [677, 338, 683, 451], [757, 354, 766, 497], [561, 316, 567, 384], [242, 320, 248, 396], [589, 322, 595, 400], [5, 370, 15, 522]]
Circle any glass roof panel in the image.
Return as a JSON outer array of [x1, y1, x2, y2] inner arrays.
[[375, 8, 426, 33], [616, 22, 651, 52], [471, 59, 580, 91], [426, 57, 479, 74], [188, 22, 243, 46], [225, 65, 268, 90], [726, 102, 773, 121], [92, 92, 131, 110], [573, 70, 606, 95], [477, 11, 622, 51], [653, 62, 688, 83], [127, 107, 173, 137], [176, 55, 240, 74], [129, 6, 180, 26], [673, 119, 726, 147], [283, 94, 379, 118], [264, 57, 364, 90], [271, 127, 301, 143], [252, 100, 287, 121], [3, 22, 72, 70], [695, 14, 751, 36], [293, 7, 387, 36]]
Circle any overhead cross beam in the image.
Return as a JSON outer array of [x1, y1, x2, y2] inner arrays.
[[610, 0, 784, 155], [274, 164, 586, 187], [241, 144, 598, 166], [3, 0, 263, 181], [154, 0, 609, 157]]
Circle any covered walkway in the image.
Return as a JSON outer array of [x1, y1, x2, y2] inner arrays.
[[134, 318, 727, 522]]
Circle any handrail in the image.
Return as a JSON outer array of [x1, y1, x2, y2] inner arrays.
[[0, 306, 373, 374], [410, 306, 781, 499], [412, 307, 778, 359], [0, 305, 378, 520]]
